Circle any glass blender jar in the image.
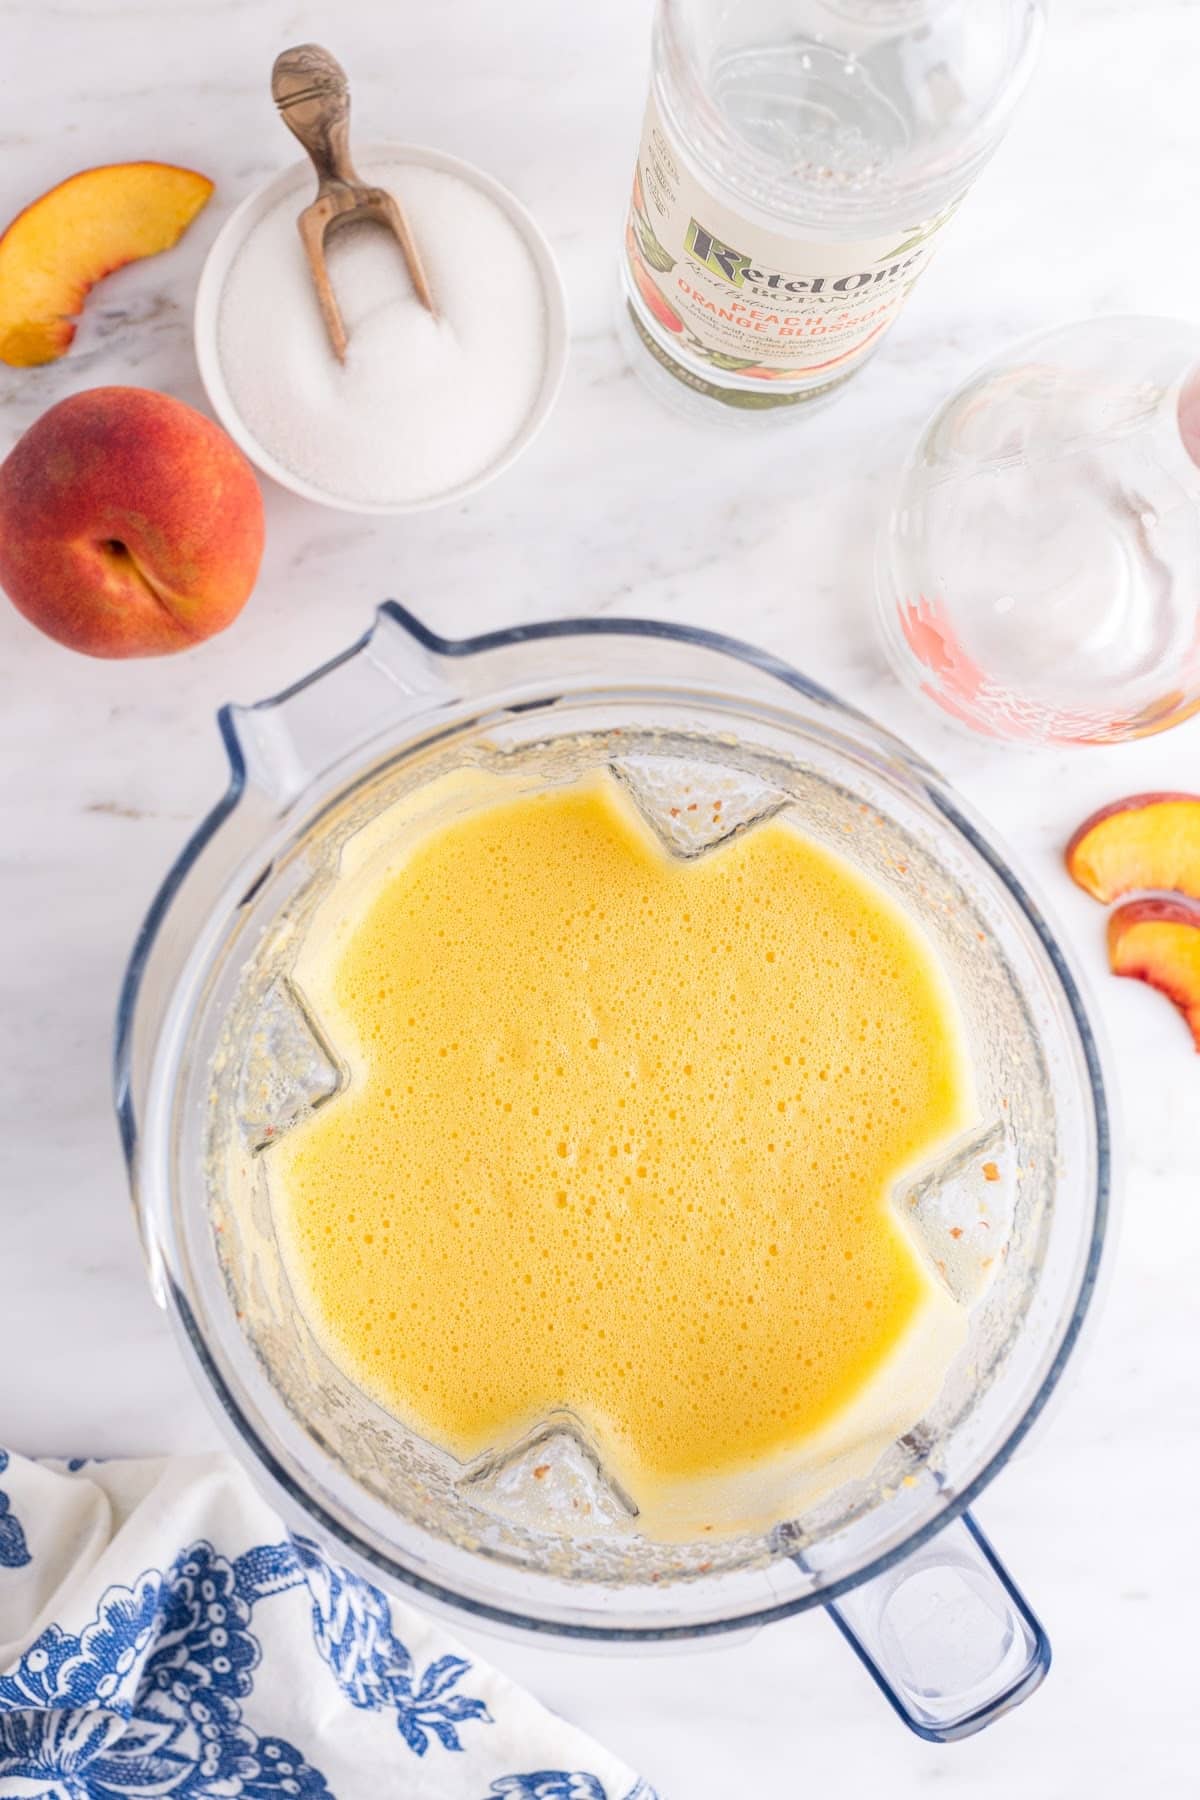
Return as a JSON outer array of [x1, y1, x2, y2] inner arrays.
[[115, 610, 1108, 1741]]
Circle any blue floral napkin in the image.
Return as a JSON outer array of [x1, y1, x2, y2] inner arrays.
[[0, 1448, 660, 1800]]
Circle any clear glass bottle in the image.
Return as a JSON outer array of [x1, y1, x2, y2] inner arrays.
[[622, 0, 1046, 414], [877, 316, 1200, 744]]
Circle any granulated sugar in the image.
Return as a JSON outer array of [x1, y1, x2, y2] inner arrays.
[[216, 159, 550, 507]]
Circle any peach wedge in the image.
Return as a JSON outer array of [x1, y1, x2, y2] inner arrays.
[[1107, 898, 1200, 1051], [1065, 793, 1200, 903], [0, 163, 213, 367]]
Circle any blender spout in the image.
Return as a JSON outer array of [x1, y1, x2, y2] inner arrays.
[[220, 605, 457, 809]]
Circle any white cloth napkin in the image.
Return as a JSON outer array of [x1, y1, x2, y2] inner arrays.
[[0, 1448, 659, 1800]]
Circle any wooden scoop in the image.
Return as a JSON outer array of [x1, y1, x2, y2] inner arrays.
[[271, 43, 435, 362]]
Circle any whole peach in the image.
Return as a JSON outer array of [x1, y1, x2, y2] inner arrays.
[[0, 386, 264, 657]]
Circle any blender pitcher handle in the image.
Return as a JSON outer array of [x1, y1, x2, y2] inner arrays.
[[824, 1510, 1050, 1742]]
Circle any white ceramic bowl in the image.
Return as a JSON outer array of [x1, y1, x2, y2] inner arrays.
[[194, 144, 569, 515]]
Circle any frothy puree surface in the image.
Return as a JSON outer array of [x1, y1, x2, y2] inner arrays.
[[272, 774, 972, 1535]]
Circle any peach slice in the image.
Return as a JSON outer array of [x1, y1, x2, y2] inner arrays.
[[1107, 898, 1200, 1050], [0, 163, 213, 367], [1065, 793, 1200, 903]]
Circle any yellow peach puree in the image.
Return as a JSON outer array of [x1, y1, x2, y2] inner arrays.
[[272, 774, 972, 1535]]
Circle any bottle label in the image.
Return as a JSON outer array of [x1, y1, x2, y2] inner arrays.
[[627, 92, 955, 383]]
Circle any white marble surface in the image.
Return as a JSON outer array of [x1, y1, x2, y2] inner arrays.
[[2, 0, 1199, 1792]]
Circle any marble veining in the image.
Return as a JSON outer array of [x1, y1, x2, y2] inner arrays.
[[1, 2, 1198, 1795]]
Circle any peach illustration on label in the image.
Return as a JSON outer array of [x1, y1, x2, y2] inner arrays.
[[630, 251, 684, 334]]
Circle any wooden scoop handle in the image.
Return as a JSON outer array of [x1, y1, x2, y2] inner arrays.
[[272, 43, 359, 191]]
